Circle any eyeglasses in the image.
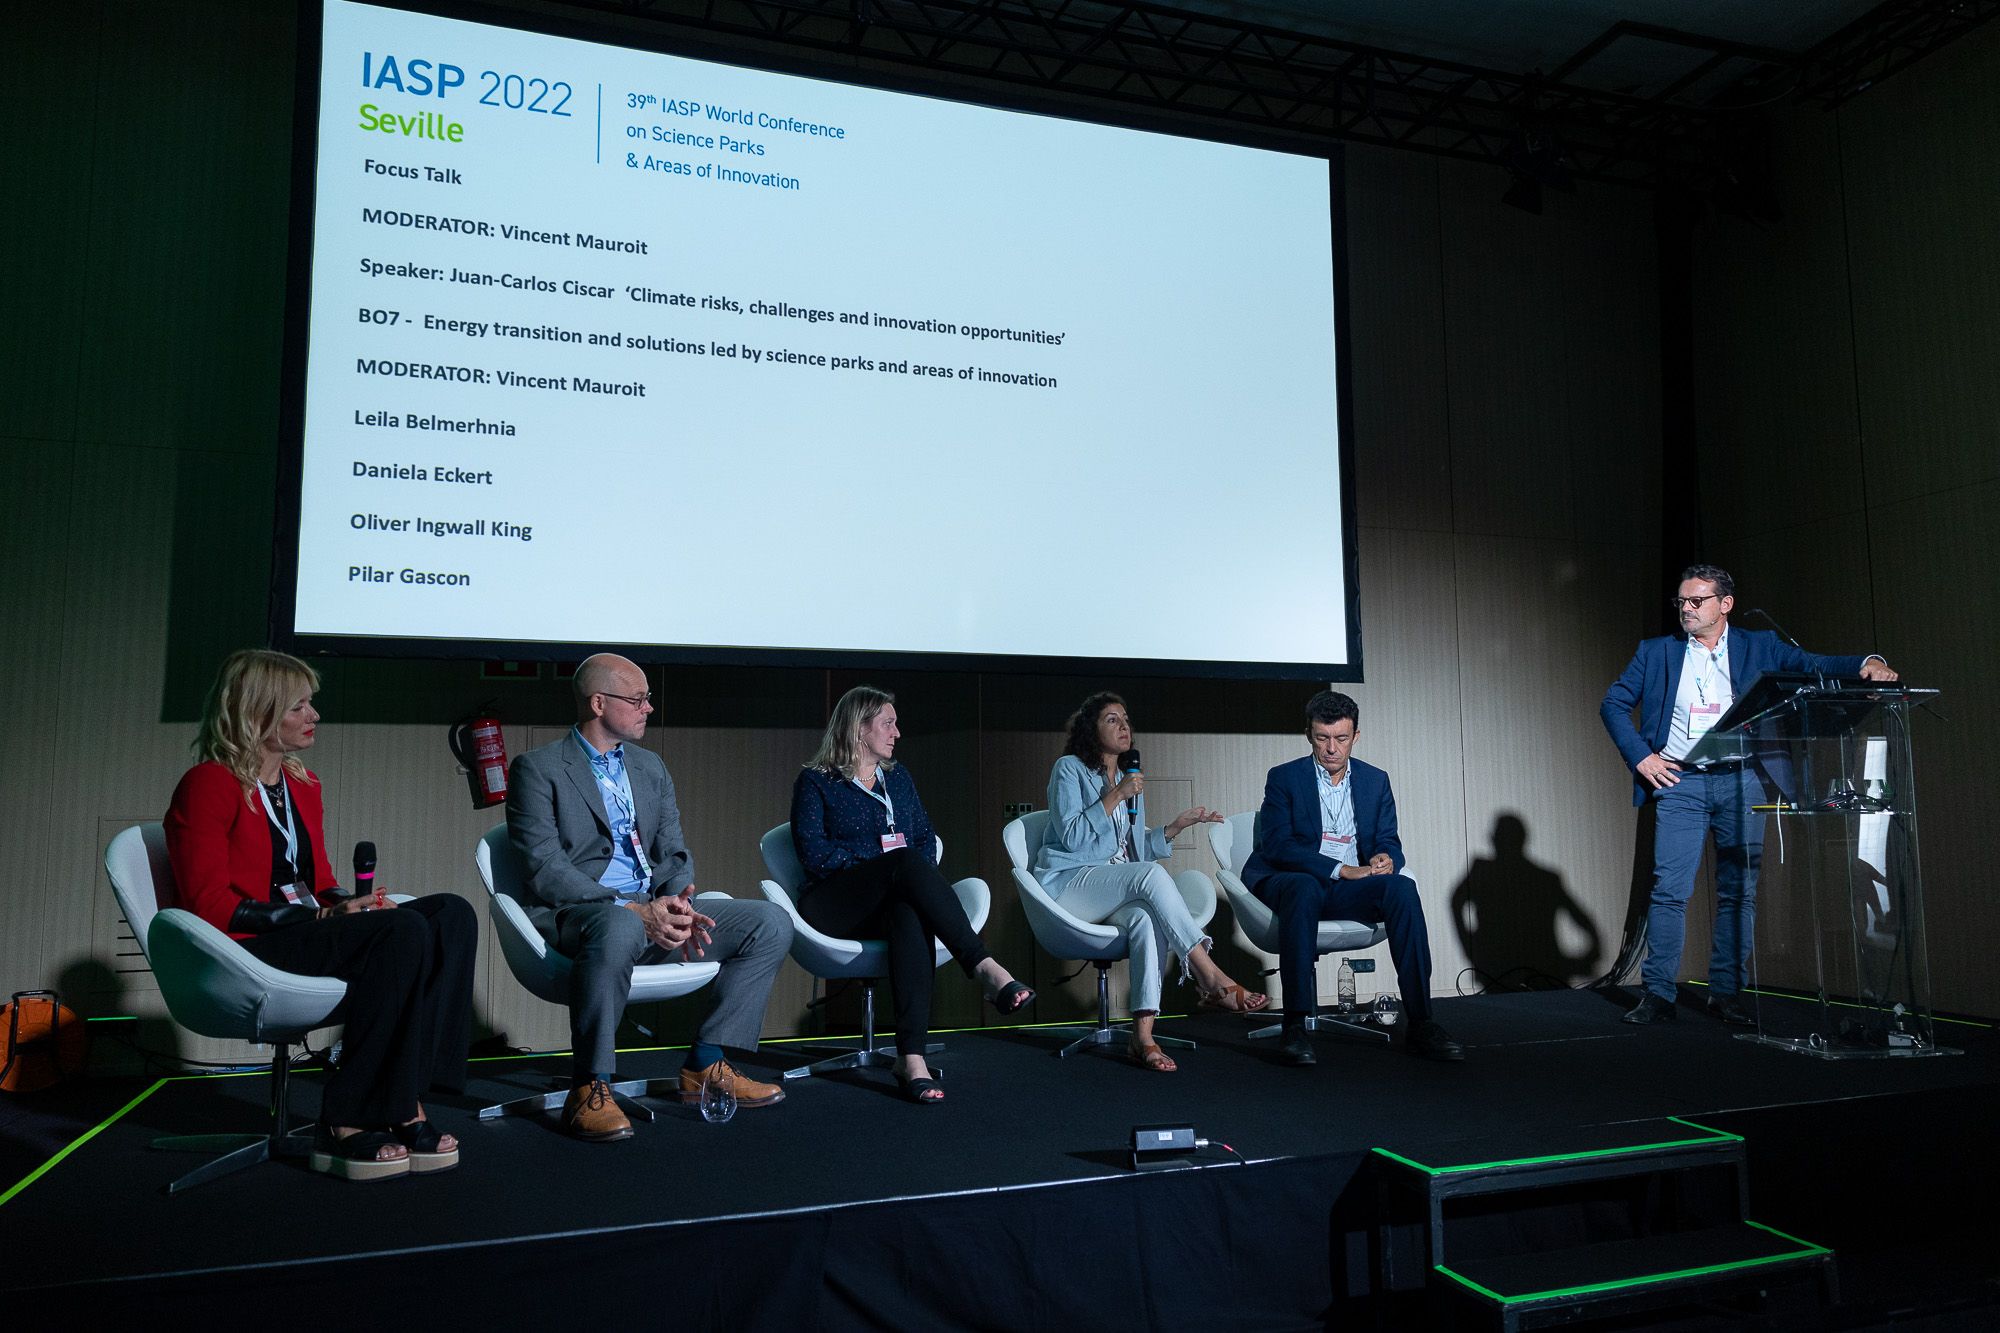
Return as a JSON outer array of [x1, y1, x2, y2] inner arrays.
[[598, 691, 653, 708], [1668, 595, 1722, 611]]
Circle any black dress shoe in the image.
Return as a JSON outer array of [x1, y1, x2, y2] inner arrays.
[[1279, 1022, 1316, 1066], [1705, 993, 1755, 1026], [1405, 1019, 1465, 1062], [1622, 993, 1678, 1024]]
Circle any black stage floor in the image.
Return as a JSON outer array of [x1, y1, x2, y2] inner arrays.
[[4, 988, 1996, 1328]]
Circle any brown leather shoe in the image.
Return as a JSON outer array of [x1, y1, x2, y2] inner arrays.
[[561, 1078, 633, 1141], [678, 1059, 784, 1108]]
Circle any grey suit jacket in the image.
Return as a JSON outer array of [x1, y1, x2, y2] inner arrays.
[[505, 731, 695, 930]]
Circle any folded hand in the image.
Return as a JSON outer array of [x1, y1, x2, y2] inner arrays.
[[663, 888, 716, 959], [628, 898, 690, 949]]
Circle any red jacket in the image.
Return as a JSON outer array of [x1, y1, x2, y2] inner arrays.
[[165, 761, 340, 939]]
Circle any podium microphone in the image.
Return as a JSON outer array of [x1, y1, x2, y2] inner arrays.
[[352, 841, 378, 905], [1747, 608, 1829, 686], [1746, 607, 1802, 650]]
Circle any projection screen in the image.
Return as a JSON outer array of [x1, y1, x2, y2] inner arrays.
[[277, 0, 1361, 678]]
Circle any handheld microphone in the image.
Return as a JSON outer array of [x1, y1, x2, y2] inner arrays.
[[1119, 749, 1142, 821], [352, 841, 377, 904]]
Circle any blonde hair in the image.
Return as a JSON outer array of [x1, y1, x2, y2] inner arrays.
[[194, 649, 321, 799], [807, 686, 896, 776]]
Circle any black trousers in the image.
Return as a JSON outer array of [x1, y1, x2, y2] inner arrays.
[[243, 894, 477, 1126], [799, 848, 989, 1056]]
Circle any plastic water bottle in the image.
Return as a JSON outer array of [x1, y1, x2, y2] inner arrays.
[[1336, 959, 1357, 1013]]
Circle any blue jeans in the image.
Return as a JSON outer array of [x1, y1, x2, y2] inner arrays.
[[1642, 767, 1765, 1001]]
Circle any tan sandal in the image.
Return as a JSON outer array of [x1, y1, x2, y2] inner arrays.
[[1197, 982, 1270, 1014], [1130, 1041, 1178, 1072]]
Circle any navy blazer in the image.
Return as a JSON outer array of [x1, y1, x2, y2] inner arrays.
[[1242, 754, 1403, 889], [1600, 626, 1871, 806], [790, 765, 939, 886]]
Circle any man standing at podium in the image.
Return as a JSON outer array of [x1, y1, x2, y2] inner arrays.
[[1601, 565, 1896, 1026]]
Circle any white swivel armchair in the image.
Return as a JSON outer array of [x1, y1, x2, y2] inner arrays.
[[474, 824, 721, 1122], [758, 824, 989, 1081], [106, 823, 352, 1193], [1208, 811, 1390, 1043], [1003, 810, 1216, 1059]]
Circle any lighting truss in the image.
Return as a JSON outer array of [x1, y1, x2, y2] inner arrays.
[[567, 0, 2000, 191]]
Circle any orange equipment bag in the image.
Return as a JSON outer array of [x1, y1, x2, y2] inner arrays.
[[0, 990, 88, 1093]]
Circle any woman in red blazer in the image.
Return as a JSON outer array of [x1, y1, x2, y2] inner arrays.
[[165, 649, 475, 1180]]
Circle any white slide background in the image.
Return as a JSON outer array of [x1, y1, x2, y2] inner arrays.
[[295, 0, 1349, 668]]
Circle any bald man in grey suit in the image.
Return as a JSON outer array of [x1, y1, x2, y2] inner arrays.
[[507, 653, 792, 1140]]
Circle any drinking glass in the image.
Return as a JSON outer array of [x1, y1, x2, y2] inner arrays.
[[699, 1063, 737, 1123]]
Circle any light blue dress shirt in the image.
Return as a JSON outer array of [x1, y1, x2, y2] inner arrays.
[[573, 727, 648, 901]]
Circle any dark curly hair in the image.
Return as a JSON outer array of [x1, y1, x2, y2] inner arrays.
[[1305, 690, 1359, 734], [1061, 692, 1127, 766]]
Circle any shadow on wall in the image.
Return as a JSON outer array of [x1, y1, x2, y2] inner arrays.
[[1449, 813, 1604, 990], [49, 956, 128, 1071]]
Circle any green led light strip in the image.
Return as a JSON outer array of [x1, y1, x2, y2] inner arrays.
[[1435, 1221, 1829, 1304], [0, 1079, 167, 1209], [1, 1009, 1082, 1205], [1374, 1121, 1739, 1177]]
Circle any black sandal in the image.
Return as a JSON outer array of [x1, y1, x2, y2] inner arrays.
[[988, 980, 1035, 1015], [390, 1117, 461, 1173], [894, 1067, 945, 1104], [309, 1126, 409, 1182]]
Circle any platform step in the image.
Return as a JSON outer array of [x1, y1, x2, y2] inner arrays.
[[1374, 1116, 1742, 1192], [1436, 1219, 1832, 1322]]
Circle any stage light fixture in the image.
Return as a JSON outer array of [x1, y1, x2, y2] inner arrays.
[[1500, 127, 1577, 215]]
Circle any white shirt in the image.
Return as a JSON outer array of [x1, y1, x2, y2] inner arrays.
[[1314, 763, 1360, 868], [1663, 629, 1734, 761]]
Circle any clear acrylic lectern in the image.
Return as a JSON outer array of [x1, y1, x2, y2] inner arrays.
[[1685, 673, 1953, 1059]]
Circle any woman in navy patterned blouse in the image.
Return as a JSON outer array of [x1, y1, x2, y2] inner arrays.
[[791, 686, 1033, 1103]]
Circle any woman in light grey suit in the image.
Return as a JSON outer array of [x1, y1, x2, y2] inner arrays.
[[1032, 693, 1267, 1071]]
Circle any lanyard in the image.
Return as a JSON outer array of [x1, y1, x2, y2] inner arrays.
[[257, 777, 299, 879], [1109, 800, 1134, 861], [589, 751, 652, 878], [1687, 634, 1729, 707], [1316, 769, 1352, 832], [853, 772, 897, 831]]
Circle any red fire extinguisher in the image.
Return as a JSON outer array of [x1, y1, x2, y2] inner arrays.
[[449, 709, 509, 809]]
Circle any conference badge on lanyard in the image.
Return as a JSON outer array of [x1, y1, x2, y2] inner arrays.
[[258, 778, 308, 899], [592, 762, 653, 880], [1687, 637, 1727, 740], [856, 775, 907, 851]]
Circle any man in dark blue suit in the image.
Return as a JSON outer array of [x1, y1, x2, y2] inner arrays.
[[1244, 691, 1463, 1064], [1601, 564, 1896, 1026]]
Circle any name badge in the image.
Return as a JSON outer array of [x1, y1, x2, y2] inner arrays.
[[277, 881, 309, 906], [1319, 832, 1354, 859], [880, 832, 908, 852], [1688, 702, 1722, 739]]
